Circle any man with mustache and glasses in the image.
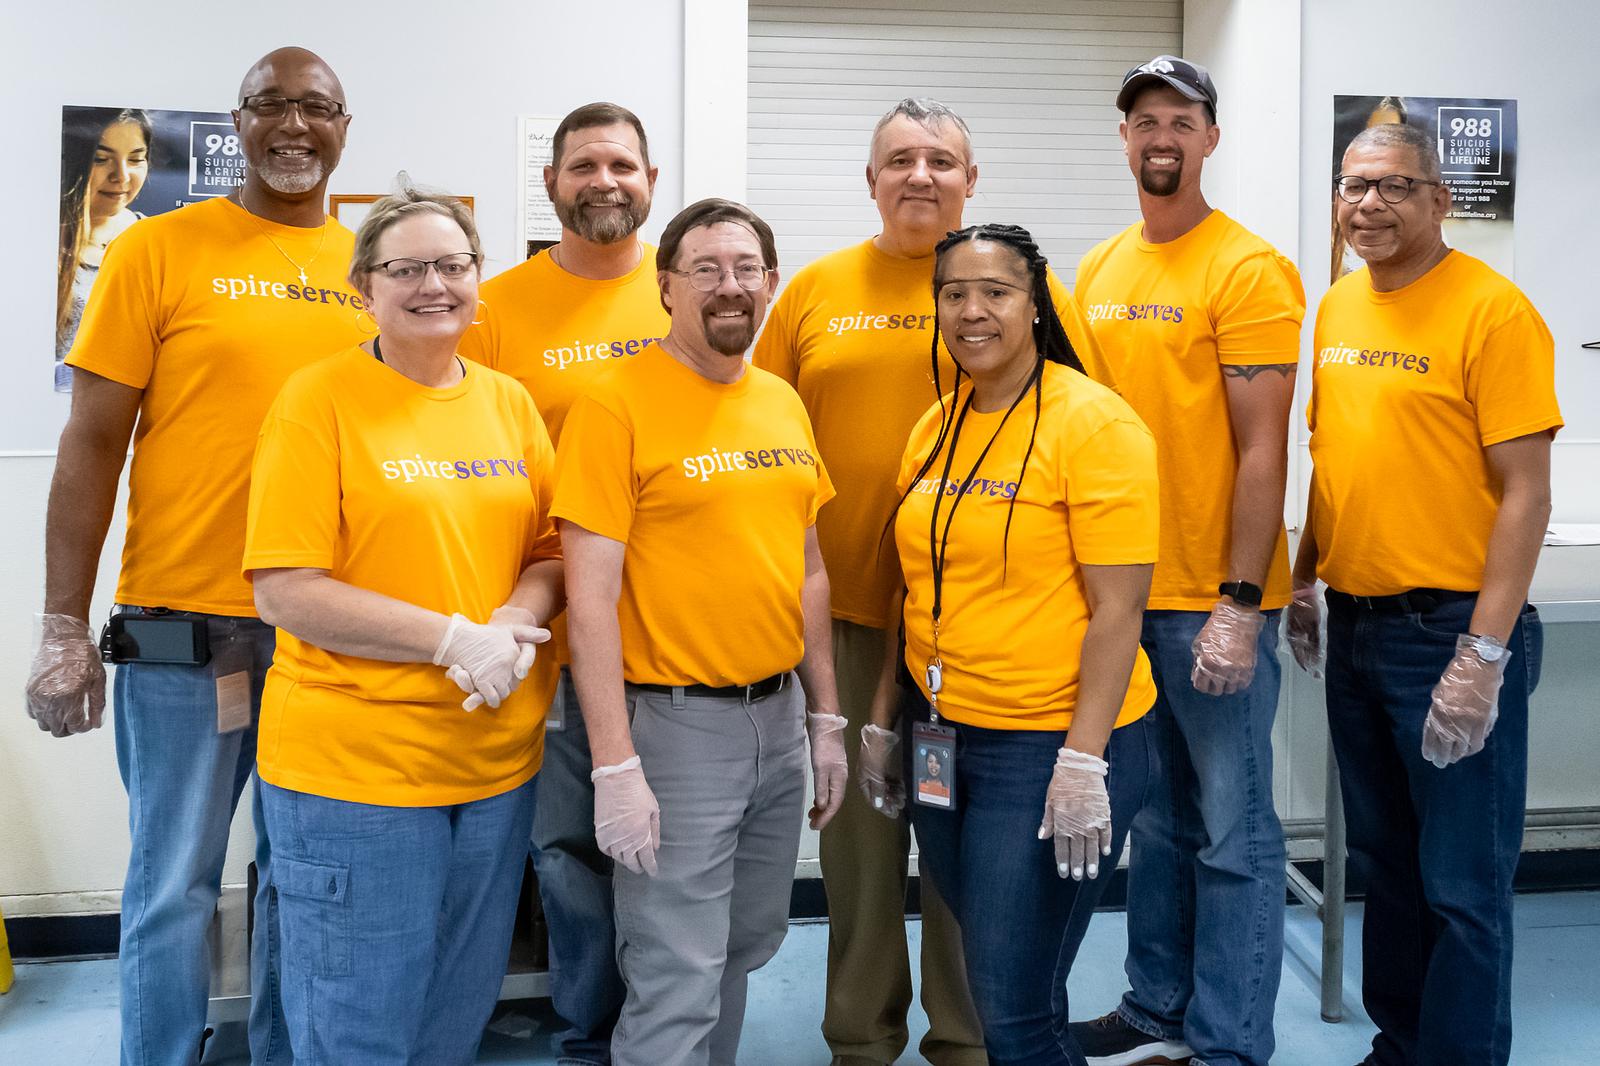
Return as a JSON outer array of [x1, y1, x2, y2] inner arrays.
[[554, 199, 847, 1066], [459, 100, 668, 1066], [27, 46, 360, 1066], [1069, 57, 1305, 1066]]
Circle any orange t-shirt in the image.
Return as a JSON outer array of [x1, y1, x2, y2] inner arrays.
[[244, 349, 561, 806], [1076, 210, 1304, 610], [1309, 251, 1562, 596], [65, 197, 364, 616], [553, 345, 834, 687], [753, 237, 1114, 628]]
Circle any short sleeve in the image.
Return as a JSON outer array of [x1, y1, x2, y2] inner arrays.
[[1048, 268, 1116, 392], [64, 222, 163, 389], [550, 394, 638, 543], [1213, 252, 1306, 367], [1063, 416, 1160, 566], [751, 284, 801, 386], [521, 401, 563, 565], [1469, 306, 1563, 447], [242, 384, 343, 575]]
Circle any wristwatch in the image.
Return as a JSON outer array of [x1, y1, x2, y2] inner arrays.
[[1464, 633, 1507, 663], [1218, 580, 1264, 609]]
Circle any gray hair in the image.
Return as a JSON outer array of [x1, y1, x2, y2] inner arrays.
[[1344, 122, 1441, 182], [348, 172, 482, 294], [870, 97, 974, 166]]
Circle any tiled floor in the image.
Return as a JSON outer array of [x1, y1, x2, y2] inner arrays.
[[3, 892, 1596, 1064]]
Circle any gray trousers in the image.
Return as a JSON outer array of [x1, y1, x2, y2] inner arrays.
[[611, 678, 808, 1066]]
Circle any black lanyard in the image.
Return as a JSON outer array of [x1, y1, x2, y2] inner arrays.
[[372, 335, 466, 378]]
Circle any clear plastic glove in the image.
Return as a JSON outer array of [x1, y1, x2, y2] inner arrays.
[[807, 712, 849, 830], [1191, 599, 1267, 696], [434, 612, 549, 711], [857, 723, 906, 819], [591, 755, 661, 875], [25, 614, 107, 737], [1284, 585, 1325, 679], [1037, 747, 1111, 880], [1421, 635, 1511, 768]]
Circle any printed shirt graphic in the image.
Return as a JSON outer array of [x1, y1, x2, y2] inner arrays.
[[1309, 251, 1561, 596], [553, 345, 835, 687], [243, 349, 561, 807], [65, 197, 363, 616], [459, 245, 670, 667], [753, 237, 1116, 629], [895, 361, 1159, 732], [1076, 210, 1304, 611]]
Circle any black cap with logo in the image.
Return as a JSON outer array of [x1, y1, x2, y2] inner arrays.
[[1116, 55, 1218, 118]]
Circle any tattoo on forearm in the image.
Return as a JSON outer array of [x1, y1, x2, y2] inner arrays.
[[1222, 363, 1297, 381]]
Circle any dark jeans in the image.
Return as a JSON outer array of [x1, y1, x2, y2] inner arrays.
[[905, 691, 1155, 1066], [1325, 593, 1542, 1066]]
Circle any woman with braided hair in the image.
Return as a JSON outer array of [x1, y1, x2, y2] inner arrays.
[[858, 223, 1163, 1064]]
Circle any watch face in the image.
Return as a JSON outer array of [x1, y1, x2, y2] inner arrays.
[[1472, 637, 1506, 662]]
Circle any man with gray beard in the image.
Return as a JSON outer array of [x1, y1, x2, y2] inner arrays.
[[28, 46, 358, 1066], [459, 101, 670, 1066]]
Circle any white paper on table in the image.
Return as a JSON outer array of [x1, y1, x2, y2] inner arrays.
[[1544, 524, 1600, 546]]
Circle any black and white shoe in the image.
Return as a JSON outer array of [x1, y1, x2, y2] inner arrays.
[[1069, 1010, 1195, 1066]]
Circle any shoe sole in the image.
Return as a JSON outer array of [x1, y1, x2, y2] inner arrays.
[[1084, 1044, 1196, 1066]]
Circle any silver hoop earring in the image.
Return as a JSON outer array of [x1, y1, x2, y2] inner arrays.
[[471, 299, 488, 326], [355, 309, 378, 335]]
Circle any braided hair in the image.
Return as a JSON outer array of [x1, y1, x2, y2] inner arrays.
[[887, 224, 1084, 572]]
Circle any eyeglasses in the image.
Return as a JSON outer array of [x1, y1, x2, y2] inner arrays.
[[373, 253, 478, 283], [668, 264, 769, 292], [1334, 174, 1442, 204], [240, 95, 347, 122]]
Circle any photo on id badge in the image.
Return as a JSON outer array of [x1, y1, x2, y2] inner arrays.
[[913, 725, 956, 809]]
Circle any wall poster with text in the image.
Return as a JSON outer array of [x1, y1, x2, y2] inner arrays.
[[55, 105, 242, 391], [517, 115, 561, 262], [1329, 95, 1517, 283]]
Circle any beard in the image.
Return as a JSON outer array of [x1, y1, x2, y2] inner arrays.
[[255, 157, 325, 195], [553, 190, 650, 244], [1138, 156, 1183, 198], [700, 298, 758, 356]]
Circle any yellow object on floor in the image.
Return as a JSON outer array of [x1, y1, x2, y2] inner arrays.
[[0, 900, 14, 994]]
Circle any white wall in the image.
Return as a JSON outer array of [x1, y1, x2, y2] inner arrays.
[[0, 0, 688, 916]]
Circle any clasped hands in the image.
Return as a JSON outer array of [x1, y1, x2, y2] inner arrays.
[[433, 607, 550, 711]]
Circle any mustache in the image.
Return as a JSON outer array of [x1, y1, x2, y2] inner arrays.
[[579, 192, 632, 207]]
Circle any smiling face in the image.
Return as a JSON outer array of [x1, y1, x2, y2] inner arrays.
[[546, 122, 657, 245], [361, 211, 480, 347], [234, 50, 349, 197], [1336, 141, 1449, 273], [88, 119, 150, 224], [659, 220, 777, 359], [867, 114, 977, 248], [1120, 84, 1218, 198], [934, 239, 1039, 385]]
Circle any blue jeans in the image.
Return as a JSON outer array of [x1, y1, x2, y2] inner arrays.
[[1325, 593, 1540, 1066], [906, 691, 1155, 1066], [532, 669, 623, 1065], [1120, 610, 1285, 1066], [112, 611, 288, 1066], [262, 775, 537, 1066]]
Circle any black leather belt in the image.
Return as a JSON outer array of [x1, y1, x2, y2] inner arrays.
[[1325, 587, 1477, 613], [634, 672, 788, 704]]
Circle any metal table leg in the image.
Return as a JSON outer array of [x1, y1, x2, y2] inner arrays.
[[1283, 739, 1348, 1023]]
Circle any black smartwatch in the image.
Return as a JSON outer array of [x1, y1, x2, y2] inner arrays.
[[1218, 580, 1264, 609]]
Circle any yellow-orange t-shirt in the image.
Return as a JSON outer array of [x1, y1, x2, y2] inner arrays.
[[552, 345, 835, 687], [243, 349, 561, 807], [65, 197, 364, 616], [459, 246, 671, 666], [753, 237, 1115, 629], [1076, 210, 1304, 610], [1309, 251, 1562, 596], [896, 361, 1159, 732]]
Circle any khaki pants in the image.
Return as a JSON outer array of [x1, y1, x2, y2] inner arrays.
[[820, 620, 988, 1065]]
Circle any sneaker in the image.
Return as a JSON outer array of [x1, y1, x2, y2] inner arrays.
[[1070, 1010, 1195, 1066]]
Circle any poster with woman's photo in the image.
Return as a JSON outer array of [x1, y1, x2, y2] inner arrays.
[[1329, 95, 1518, 284], [55, 105, 241, 391]]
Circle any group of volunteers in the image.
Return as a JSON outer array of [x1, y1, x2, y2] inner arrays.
[[22, 40, 1557, 1066]]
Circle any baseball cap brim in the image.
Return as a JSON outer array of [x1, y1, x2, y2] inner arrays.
[[1116, 72, 1211, 113]]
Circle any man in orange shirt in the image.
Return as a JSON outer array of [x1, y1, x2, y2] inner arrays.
[[1291, 122, 1559, 1066], [459, 101, 668, 1066], [1070, 57, 1303, 1066], [24, 47, 359, 1066]]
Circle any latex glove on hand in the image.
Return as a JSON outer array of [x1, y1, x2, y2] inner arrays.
[[1284, 585, 1325, 679], [857, 723, 906, 819], [591, 755, 661, 875], [1191, 599, 1267, 696], [434, 612, 549, 711], [1421, 635, 1511, 768], [807, 712, 849, 830], [1038, 747, 1112, 880], [24, 614, 107, 737]]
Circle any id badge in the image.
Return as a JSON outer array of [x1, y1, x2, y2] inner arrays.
[[545, 674, 566, 732], [912, 720, 958, 810], [211, 633, 252, 736]]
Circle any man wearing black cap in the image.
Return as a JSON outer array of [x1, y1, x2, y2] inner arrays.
[[1069, 55, 1305, 1066]]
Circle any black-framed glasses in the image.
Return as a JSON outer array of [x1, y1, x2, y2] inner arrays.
[[240, 94, 346, 122], [1334, 174, 1442, 204], [668, 263, 769, 291], [373, 253, 478, 283]]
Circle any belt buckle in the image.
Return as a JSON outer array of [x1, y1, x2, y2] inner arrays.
[[1352, 594, 1378, 610], [744, 674, 784, 704]]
